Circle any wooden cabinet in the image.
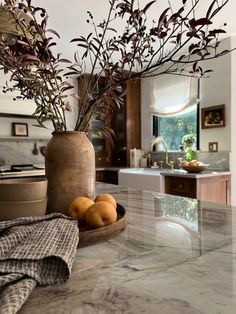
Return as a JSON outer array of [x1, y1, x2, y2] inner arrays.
[[165, 175, 231, 205], [196, 175, 231, 205], [165, 176, 196, 199], [111, 79, 141, 167], [96, 170, 118, 185], [78, 77, 141, 167], [77, 76, 111, 167]]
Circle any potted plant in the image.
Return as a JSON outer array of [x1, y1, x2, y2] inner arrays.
[[184, 147, 197, 161], [181, 133, 196, 149], [0, 0, 231, 212]]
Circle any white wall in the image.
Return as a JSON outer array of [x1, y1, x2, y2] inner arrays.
[[200, 38, 231, 152], [230, 36, 236, 206], [32, 1, 236, 63], [0, 76, 78, 137]]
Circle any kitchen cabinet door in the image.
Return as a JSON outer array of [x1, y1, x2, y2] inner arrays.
[[165, 175, 231, 205], [196, 175, 231, 205], [78, 76, 141, 167]]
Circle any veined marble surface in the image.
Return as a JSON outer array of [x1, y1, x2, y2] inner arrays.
[[20, 183, 236, 314], [151, 151, 230, 171]]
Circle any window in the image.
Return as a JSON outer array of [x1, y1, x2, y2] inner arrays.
[[152, 104, 199, 151], [150, 74, 199, 151]]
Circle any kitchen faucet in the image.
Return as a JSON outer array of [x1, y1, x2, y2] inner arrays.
[[150, 137, 169, 167]]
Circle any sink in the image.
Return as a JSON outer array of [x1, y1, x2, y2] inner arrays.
[[120, 167, 161, 172], [118, 168, 188, 192], [119, 168, 186, 174], [118, 168, 164, 192]]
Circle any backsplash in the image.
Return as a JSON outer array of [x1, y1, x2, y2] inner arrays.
[[151, 151, 230, 171], [151, 151, 184, 168], [0, 139, 230, 171], [196, 151, 230, 170], [0, 139, 48, 165]]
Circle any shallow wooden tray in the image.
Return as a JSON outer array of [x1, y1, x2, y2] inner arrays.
[[78, 203, 127, 248], [181, 164, 209, 173]]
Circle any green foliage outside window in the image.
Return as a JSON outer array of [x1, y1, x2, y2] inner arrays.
[[155, 107, 198, 151]]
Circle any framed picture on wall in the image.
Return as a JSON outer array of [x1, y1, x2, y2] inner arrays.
[[12, 123, 29, 137], [201, 104, 225, 129]]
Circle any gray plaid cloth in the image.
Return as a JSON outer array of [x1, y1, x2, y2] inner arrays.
[[0, 213, 79, 314]]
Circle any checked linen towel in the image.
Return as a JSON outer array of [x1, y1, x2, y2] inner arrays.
[[0, 213, 79, 314]]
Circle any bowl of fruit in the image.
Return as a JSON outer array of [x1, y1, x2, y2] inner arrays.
[[180, 160, 210, 173], [67, 193, 127, 248]]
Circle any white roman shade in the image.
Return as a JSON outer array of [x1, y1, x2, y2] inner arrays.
[[150, 74, 198, 116]]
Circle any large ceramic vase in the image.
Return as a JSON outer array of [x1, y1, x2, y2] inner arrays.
[[45, 131, 95, 214]]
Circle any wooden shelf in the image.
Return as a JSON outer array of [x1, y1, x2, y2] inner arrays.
[[0, 137, 50, 141], [0, 112, 36, 120]]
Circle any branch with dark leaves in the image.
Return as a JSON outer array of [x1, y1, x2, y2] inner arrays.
[[0, 0, 232, 135]]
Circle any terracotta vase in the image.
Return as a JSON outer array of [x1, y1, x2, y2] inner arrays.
[[45, 131, 95, 214]]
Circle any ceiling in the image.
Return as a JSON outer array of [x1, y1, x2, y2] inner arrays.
[[34, 0, 236, 61]]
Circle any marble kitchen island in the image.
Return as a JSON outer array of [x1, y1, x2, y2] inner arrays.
[[20, 183, 236, 314]]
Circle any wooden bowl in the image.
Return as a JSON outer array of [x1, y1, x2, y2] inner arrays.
[[0, 198, 47, 221], [0, 178, 47, 201], [78, 203, 127, 248], [181, 164, 209, 173]]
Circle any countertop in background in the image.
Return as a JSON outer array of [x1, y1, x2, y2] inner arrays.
[[119, 167, 231, 178], [0, 164, 45, 179], [0, 165, 231, 179], [156, 169, 230, 178], [20, 182, 236, 313], [96, 167, 126, 172]]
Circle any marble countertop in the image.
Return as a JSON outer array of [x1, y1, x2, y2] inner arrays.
[[160, 169, 231, 178], [119, 167, 231, 178], [0, 166, 123, 178], [0, 170, 45, 178], [96, 167, 125, 172], [0, 165, 230, 179], [20, 183, 236, 314]]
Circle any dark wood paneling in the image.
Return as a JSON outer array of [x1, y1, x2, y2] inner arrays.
[[78, 76, 141, 167], [96, 170, 118, 185], [125, 79, 141, 166], [165, 176, 196, 198]]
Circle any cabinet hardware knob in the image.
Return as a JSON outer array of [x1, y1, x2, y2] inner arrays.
[[179, 184, 183, 189]]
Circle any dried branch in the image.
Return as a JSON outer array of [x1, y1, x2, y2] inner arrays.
[[0, 0, 231, 134]]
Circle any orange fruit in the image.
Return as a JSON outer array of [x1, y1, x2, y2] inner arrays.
[[94, 193, 117, 209], [85, 201, 117, 228], [68, 196, 94, 223]]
